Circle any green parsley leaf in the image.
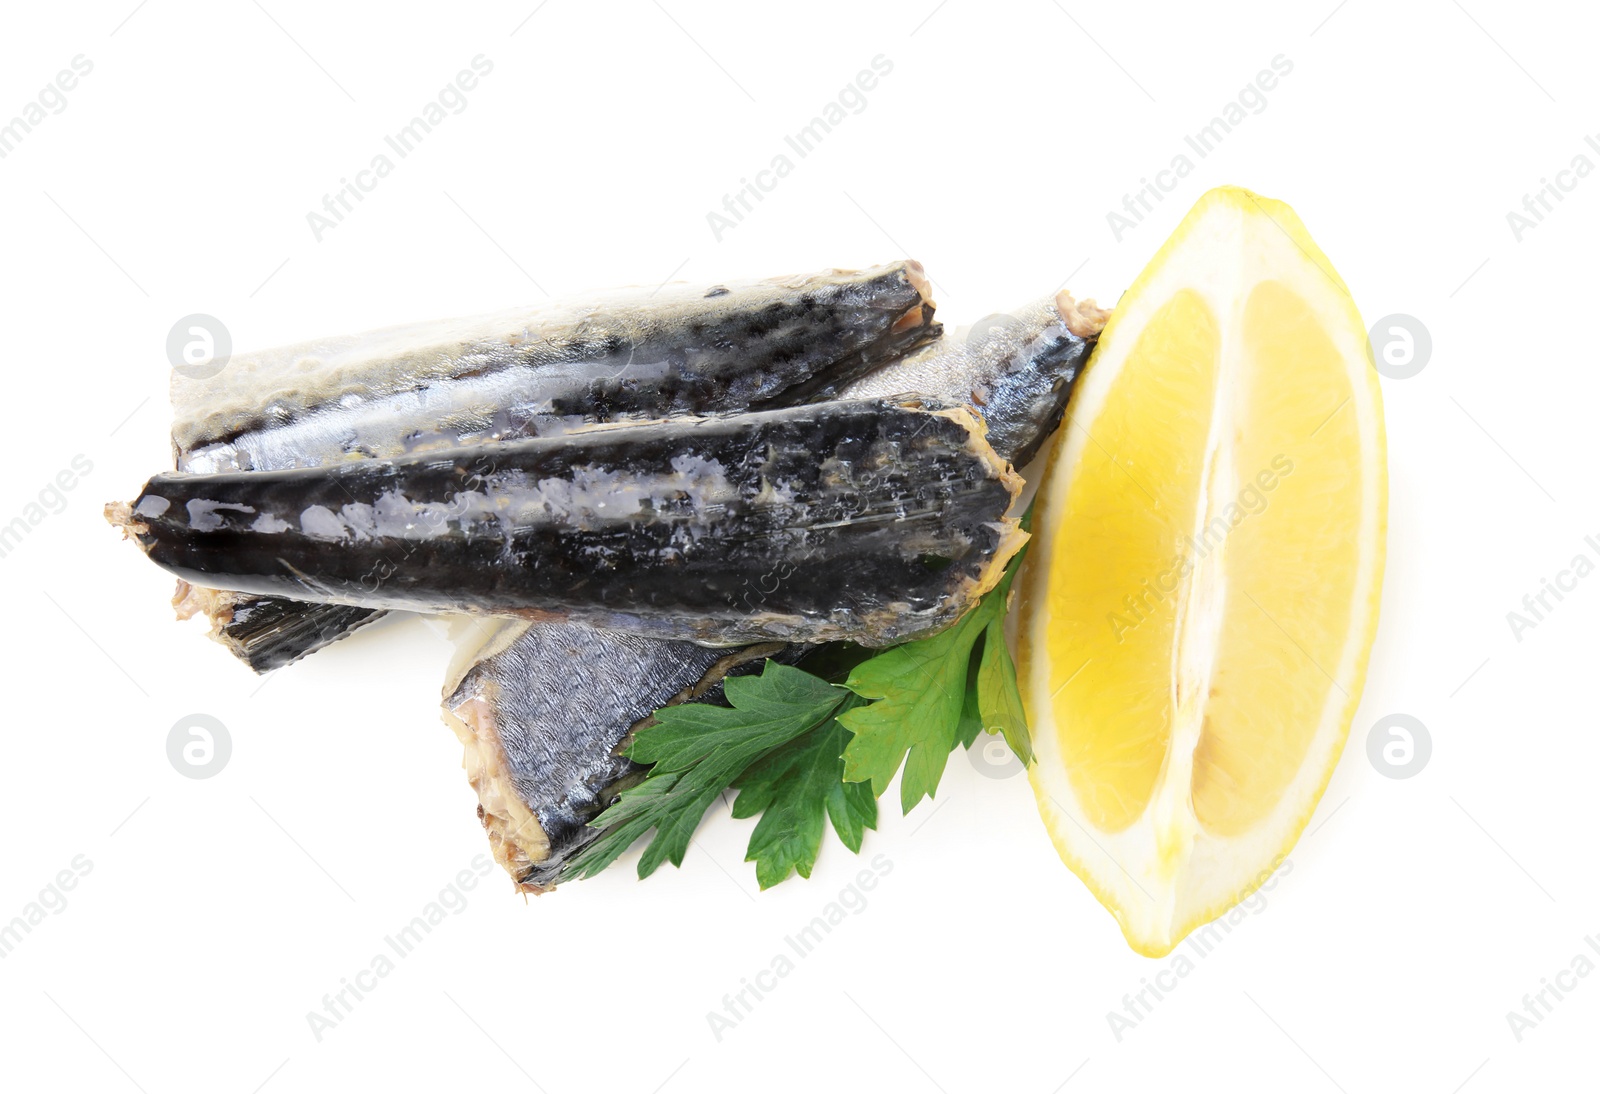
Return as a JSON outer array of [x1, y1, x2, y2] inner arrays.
[[975, 561, 1032, 766], [956, 659, 985, 750], [569, 517, 1036, 888], [838, 593, 1001, 813], [731, 695, 877, 889], [838, 543, 1032, 813], [564, 662, 846, 882]]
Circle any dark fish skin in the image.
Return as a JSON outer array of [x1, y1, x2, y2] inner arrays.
[[443, 619, 786, 890], [965, 302, 1100, 467], [115, 400, 1025, 647], [179, 281, 1098, 673], [171, 585, 383, 673], [169, 261, 937, 671], [174, 262, 939, 473], [216, 596, 377, 672], [843, 291, 1110, 467]]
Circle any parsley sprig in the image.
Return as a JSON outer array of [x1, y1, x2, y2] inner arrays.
[[564, 542, 1033, 889]]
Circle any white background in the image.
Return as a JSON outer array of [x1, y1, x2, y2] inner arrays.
[[1, 1, 1595, 1091]]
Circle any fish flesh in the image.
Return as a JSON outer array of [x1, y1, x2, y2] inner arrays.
[[442, 617, 788, 890], [843, 290, 1108, 466], [112, 399, 1026, 646], [168, 261, 937, 670]]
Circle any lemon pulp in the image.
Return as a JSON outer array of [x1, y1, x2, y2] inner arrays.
[[1020, 187, 1386, 956]]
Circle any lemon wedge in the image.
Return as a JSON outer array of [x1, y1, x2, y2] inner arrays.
[[1018, 186, 1387, 956]]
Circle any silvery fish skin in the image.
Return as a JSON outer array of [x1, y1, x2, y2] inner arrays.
[[843, 290, 1109, 466], [174, 262, 937, 474], [169, 262, 937, 671], [113, 400, 1026, 647], [442, 618, 785, 891]]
